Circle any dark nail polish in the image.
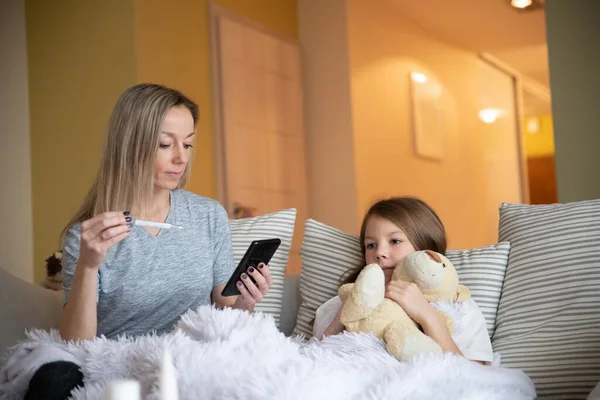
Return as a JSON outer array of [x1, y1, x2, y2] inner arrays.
[[125, 216, 132, 222], [259, 263, 264, 269], [248, 266, 255, 273], [237, 281, 243, 286], [123, 211, 131, 216], [242, 273, 248, 279]]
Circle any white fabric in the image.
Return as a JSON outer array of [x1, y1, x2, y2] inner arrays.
[[0, 339, 81, 398], [0, 306, 534, 400], [314, 296, 493, 363]]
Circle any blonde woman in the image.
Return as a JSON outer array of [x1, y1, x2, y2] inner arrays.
[[25, 83, 273, 399]]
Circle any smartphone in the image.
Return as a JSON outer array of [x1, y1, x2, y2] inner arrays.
[[220, 238, 281, 297]]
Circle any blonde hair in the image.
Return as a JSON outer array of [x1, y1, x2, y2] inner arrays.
[[60, 83, 199, 246]]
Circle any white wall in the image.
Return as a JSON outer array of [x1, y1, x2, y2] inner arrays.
[[347, 0, 524, 249], [0, 0, 34, 282]]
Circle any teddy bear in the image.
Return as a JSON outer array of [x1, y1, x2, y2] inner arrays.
[[40, 251, 63, 291], [338, 250, 470, 362]]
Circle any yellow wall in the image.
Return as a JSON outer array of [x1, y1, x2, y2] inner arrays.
[[134, 0, 298, 197], [26, 0, 138, 281], [523, 114, 555, 157], [27, 0, 297, 281], [346, 0, 521, 249]]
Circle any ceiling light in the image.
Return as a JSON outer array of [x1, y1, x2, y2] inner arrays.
[[479, 108, 502, 124], [511, 0, 532, 8], [410, 72, 428, 83], [507, 0, 544, 12]]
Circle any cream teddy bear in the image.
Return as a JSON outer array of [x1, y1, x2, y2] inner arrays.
[[338, 250, 470, 362]]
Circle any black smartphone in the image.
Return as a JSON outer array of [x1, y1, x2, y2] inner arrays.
[[221, 238, 281, 297]]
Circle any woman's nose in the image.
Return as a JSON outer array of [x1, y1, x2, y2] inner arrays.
[[174, 146, 188, 164]]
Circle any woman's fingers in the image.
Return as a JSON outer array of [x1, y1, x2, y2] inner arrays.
[[82, 211, 129, 233], [99, 230, 131, 252], [237, 278, 256, 305], [247, 264, 270, 295], [239, 273, 263, 303], [258, 263, 273, 287]]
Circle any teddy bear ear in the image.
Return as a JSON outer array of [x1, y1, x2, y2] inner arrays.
[[424, 250, 441, 263]]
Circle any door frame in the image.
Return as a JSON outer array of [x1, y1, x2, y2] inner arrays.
[[478, 52, 551, 205], [208, 1, 302, 211]]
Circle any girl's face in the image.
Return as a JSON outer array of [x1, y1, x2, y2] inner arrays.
[[154, 106, 195, 192], [363, 216, 417, 282]]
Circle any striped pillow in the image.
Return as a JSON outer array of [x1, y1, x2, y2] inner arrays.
[[229, 208, 296, 328], [293, 219, 510, 338], [493, 200, 600, 400]]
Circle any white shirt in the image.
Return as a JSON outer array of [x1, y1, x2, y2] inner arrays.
[[313, 295, 494, 363]]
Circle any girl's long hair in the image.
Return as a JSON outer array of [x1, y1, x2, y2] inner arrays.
[[341, 196, 447, 285]]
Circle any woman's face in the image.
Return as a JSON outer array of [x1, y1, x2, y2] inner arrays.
[[153, 106, 195, 191]]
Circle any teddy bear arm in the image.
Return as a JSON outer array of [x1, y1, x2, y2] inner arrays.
[[338, 283, 354, 301], [455, 284, 471, 302]]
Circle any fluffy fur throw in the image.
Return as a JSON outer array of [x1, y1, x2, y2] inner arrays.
[[0, 306, 536, 400]]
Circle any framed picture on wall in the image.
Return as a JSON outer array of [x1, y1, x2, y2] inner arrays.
[[409, 71, 444, 161]]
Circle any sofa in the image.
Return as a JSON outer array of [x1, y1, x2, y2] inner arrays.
[[1, 199, 599, 399]]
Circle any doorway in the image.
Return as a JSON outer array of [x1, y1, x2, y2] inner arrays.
[[209, 4, 309, 274]]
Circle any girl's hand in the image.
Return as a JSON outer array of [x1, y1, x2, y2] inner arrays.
[[78, 211, 132, 269], [233, 263, 273, 308], [385, 280, 438, 327]]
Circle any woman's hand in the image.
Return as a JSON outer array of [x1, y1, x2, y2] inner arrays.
[[78, 211, 132, 269], [385, 280, 438, 327], [233, 263, 273, 310]]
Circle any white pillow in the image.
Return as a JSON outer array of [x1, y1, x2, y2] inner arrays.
[[493, 199, 600, 399], [293, 219, 510, 339], [229, 208, 297, 328]]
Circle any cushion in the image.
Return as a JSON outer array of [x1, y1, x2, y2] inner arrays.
[[229, 208, 297, 328], [0, 267, 63, 367], [492, 200, 600, 400], [293, 219, 510, 338]]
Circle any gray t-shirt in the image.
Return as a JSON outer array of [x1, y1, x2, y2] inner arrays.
[[62, 190, 235, 339]]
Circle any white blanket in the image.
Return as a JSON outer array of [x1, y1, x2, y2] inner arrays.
[[0, 306, 536, 400]]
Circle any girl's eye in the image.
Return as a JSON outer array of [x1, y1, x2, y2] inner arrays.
[[366, 243, 376, 249], [159, 143, 171, 149], [391, 239, 402, 245]]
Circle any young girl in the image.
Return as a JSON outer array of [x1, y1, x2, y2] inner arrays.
[[313, 197, 493, 364]]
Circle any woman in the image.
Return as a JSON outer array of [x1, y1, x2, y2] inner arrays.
[[26, 83, 272, 398]]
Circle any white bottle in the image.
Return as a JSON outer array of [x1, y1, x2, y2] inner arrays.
[[160, 349, 179, 400], [105, 380, 141, 400]]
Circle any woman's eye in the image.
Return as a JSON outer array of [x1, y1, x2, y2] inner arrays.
[[184, 144, 194, 149], [159, 143, 171, 149]]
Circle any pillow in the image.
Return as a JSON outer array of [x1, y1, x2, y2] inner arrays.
[[492, 200, 600, 399], [293, 218, 510, 338], [229, 208, 296, 328]]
